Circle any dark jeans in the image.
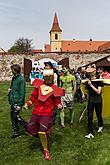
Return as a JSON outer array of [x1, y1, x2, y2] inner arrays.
[[76, 88, 83, 103], [10, 106, 27, 134], [52, 108, 57, 125], [87, 101, 103, 134]]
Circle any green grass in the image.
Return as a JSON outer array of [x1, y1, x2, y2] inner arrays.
[[0, 81, 110, 165]]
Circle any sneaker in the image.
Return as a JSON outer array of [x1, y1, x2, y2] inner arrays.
[[85, 133, 94, 139], [98, 127, 103, 133], [60, 124, 65, 128], [43, 149, 51, 160], [70, 121, 73, 125]]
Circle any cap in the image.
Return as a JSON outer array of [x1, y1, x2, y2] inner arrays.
[[85, 67, 96, 73], [44, 61, 53, 68]]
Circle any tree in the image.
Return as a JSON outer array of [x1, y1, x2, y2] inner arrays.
[[8, 38, 33, 54]]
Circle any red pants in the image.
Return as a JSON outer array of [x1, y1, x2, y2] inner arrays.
[[27, 115, 53, 137]]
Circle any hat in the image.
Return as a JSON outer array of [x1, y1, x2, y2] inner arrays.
[[85, 67, 96, 73], [44, 61, 53, 68]]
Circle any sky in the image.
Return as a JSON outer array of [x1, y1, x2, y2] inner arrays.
[[0, 0, 110, 51]]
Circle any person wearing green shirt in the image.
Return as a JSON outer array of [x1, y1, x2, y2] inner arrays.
[[8, 64, 27, 138], [59, 67, 76, 127]]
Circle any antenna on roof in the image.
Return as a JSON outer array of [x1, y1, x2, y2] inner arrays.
[[89, 37, 92, 41], [73, 38, 76, 42]]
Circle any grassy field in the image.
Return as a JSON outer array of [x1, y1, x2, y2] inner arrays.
[[1, 81, 110, 165]]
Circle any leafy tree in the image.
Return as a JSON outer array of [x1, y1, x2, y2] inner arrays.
[[8, 38, 33, 54]]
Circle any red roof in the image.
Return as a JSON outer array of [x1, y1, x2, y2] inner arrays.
[[45, 44, 51, 52], [61, 40, 107, 52], [32, 49, 43, 53], [50, 13, 62, 32], [44, 40, 108, 53], [98, 41, 110, 52]]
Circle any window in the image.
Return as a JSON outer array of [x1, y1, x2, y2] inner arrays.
[[55, 33, 58, 40]]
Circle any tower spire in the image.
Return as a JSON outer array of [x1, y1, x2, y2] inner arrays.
[[50, 12, 62, 32]]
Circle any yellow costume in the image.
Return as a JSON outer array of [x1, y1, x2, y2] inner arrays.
[[81, 79, 110, 120]]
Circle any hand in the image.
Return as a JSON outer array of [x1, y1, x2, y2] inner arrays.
[[24, 103, 28, 110], [82, 94, 85, 100], [58, 104, 63, 110], [16, 106, 21, 110], [24, 101, 32, 110], [8, 88, 11, 92]]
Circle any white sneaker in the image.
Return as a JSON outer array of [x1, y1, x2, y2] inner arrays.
[[85, 133, 94, 139], [97, 127, 103, 133]]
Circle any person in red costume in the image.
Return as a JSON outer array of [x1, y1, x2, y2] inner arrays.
[[24, 69, 64, 160], [101, 70, 110, 79]]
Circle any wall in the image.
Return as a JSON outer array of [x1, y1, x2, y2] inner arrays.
[[0, 53, 109, 81]]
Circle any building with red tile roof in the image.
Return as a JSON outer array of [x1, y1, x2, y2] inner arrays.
[[61, 40, 106, 52], [98, 41, 110, 52], [32, 49, 43, 54], [45, 13, 109, 53], [45, 44, 51, 53]]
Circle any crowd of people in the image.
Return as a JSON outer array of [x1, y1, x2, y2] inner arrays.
[[8, 62, 110, 160], [29, 67, 43, 84]]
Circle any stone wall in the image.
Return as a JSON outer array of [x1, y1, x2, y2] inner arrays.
[[0, 53, 109, 81]]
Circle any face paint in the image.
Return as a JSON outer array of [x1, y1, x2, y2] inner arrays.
[[63, 67, 68, 74]]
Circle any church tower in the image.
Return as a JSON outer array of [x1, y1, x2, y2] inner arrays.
[[50, 13, 62, 52]]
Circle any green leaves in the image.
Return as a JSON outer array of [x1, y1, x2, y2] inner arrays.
[[8, 38, 33, 54]]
